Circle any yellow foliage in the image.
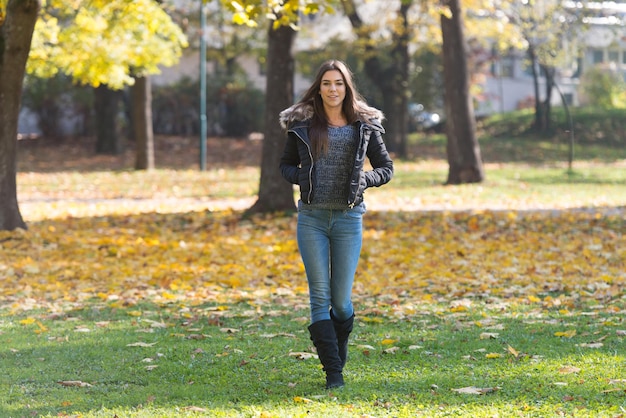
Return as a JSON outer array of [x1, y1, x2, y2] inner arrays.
[[27, 0, 188, 88]]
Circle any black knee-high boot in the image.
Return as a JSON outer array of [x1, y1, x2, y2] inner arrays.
[[331, 311, 354, 368], [308, 320, 344, 389]]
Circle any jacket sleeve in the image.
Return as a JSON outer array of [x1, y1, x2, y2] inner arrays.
[[364, 129, 393, 188], [279, 132, 300, 185]]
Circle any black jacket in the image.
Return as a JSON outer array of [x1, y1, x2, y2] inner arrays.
[[279, 102, 394, 208]]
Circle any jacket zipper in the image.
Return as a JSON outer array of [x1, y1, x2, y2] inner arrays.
[[347, 123, 366, 208], [290, 129, 314, 204]]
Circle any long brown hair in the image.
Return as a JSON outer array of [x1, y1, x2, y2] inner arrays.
[[298, 60, 364, 159]]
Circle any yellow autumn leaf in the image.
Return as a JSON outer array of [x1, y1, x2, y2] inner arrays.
[[293, 396, 313, 403], [485, 353, 502, 359], [161, 291, 177, 300], [559, 366, 581, 374], [554, 330, 577, 338], [362, 317, 383, 323], [19, 317, 36, 325], [381, 338, 398, 345], [507, 345, 520, 358]]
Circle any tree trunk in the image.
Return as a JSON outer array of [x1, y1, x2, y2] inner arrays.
[[541, 64, 555, 133], [440, 0, 484, 184], [341, 0, 410, 157], [528, 44, 544, 132], [94, 85, 124, 155], [0, 0, 40, 231], [387, 0, 410, 157], [131, 76, 155, 170], [246, 22, 297, 214]]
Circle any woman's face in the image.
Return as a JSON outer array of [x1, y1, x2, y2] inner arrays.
[[319, 70, 346, 111]]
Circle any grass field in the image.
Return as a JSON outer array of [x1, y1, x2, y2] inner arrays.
[[1, 108, 625, 417]]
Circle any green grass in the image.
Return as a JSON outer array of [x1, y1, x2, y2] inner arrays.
[[2, 300, 625, 417]]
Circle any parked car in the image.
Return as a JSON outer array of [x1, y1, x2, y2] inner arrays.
[[408, 103, 441, 132]]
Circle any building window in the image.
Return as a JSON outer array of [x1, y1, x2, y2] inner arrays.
[[608, 50, 619, 64], [592, 49, 604, 64]]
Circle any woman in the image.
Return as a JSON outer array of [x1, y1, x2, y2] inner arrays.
[[279, 60, 394, 389]]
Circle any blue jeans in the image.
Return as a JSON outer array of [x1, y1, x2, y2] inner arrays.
[[297, 203, 365, 324]]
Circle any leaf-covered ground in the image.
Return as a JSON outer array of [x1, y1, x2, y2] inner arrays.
[[1, 209, 624, 315]]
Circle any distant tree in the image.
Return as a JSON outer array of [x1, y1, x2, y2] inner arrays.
[[131, 76, 155, 170], [0, 0, 40, 231], [0, 0, 187, 231], [440, 0, 484, 184], [93, 86, 125, 154], [500, 1, 586, 133], [28, 0, 188, 163]]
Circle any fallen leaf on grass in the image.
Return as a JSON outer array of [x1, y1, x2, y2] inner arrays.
[[183, 406, 207, 412], [74, 327, 90, 332], [220, 328, 239, 333], [260, 333, 297, 338], [127, 342, 157, 347], [559, 366, 581, 374], [142, 319, 167, 328], [507, 344, 520, 358], [451, 386, 500, 395], [577, 342, 603, 348], [293, 396, 313, 403], [357, 344, 375, 350], [554, 330, 577, 338], [57, 380, 92, 387], [479, 332, 499, 339], [601, 388, 626, 394], [288, 352, 317, 360]]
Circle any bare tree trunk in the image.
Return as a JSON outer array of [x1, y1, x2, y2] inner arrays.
[[246, 22, 297, 214], [528, 44, 544, 132], [541, 64, 556, 133], [132, 76, 155, 170], [94, 85, 124, 155], [0, 0, 40, 231], [441, 0, 484, 184]]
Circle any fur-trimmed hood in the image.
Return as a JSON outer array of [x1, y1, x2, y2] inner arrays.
[[279, 101, 385, 130]]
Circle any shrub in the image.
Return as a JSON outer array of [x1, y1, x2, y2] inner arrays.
[[578, 66, 626, 109]]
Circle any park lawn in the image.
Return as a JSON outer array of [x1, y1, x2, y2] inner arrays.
[[1, 296, 625, 417], [3, 108, 625, 417]]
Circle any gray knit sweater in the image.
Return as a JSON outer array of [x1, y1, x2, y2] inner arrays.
[[308, 125, 358, 209]]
